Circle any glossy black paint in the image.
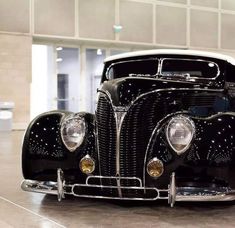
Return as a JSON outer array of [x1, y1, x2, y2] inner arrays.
[[22, 111, 96, 183], [100, 77, 228, 107], [145, 113, 235, 189], [22, 53, 235, 195]]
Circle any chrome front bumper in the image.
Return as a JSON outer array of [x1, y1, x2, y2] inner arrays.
[[21, 169, 235, 207]]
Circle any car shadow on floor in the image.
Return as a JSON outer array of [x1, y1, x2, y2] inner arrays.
[[38, 194, 235, 227]]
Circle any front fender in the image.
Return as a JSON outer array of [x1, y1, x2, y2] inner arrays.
[[22, 111, 96, 183], [145, 112, 235, 188]]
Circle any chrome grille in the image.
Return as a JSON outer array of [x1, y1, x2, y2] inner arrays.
[[96, 90, 218, 196], [119, 95, 166, 186], [96, 94, 117, 177]]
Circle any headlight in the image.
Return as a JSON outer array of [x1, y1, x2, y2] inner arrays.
[[166, 115, 195, 155], [61, 114, 86, 152]]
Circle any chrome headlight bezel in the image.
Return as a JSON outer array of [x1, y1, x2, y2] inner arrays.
[[166, 115, 195, 155], [60, 114, 86, 152]]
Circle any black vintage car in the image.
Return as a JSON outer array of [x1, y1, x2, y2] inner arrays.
[[21, 50, 235, 206]]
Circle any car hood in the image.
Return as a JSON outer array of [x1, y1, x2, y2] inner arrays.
[[99, 77, 216, 107]]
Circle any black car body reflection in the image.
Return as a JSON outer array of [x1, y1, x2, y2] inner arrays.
[[21, 50, 235, 206]]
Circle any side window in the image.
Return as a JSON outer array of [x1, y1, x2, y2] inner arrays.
[[226, 64, 235, 110], [226, 64, 235, 83]]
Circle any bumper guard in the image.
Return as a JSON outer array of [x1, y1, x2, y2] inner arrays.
[[21, 169, 235, 207]]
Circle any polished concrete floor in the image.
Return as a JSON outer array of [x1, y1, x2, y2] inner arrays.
[[0, 131, 235, 227]]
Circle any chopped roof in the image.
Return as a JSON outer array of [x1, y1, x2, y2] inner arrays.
[[104, 49, 235, 65]]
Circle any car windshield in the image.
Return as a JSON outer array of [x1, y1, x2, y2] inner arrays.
[[105, 58, 219, 80], [161, 59, 219, 79], [106, 59, 158, 80]]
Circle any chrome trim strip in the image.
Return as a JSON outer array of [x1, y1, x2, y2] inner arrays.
[[57, 168, 65, 201], [94, 114, 102, 182], [114, 110, 127, 198], [114, 110, 126, 172], [176, 194, 235, 202], [95, 92, 103, 186], [168, 172, 176, 207], [176, 188, 235, 202], [21, 179, 167, 201], [187, 111, 235, 120], [21, 180, 58, 195], [71, 184, 161, 201], [21, 177, 235, 204], [86, 175, 142, 187]]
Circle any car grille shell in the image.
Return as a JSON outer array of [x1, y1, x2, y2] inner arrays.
[[96, 90, 218, 193]]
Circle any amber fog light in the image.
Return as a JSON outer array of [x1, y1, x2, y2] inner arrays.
[[147, 158, 164, 178], [79, 155, 95, 174]]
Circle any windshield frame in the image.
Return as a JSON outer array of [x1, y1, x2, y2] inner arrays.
[[105, 57, 220, 81]]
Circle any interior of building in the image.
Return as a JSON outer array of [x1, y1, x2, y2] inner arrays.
[[1, 0, 235, 227]]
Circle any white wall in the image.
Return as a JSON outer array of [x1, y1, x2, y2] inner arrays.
[[1, 0, 235, 52], [31, 45, 48, 119], [31, 45, 57, 120], [0, 34, 31, 129]]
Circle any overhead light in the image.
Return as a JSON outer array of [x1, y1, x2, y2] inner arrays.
[[56, 58, 63, 62], [97, 49, 102, 56], [56, 47, 63, 51]]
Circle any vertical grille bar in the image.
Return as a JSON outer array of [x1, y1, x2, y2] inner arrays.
[[96, 94, 117, 191]]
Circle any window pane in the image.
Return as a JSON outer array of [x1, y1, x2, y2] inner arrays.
[[107, 59, 158, 79], [57, 47, 80, 112], [161, 59, 218, 78]]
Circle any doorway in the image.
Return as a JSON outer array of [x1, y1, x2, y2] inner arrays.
[[31, 44, 130, 119]]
